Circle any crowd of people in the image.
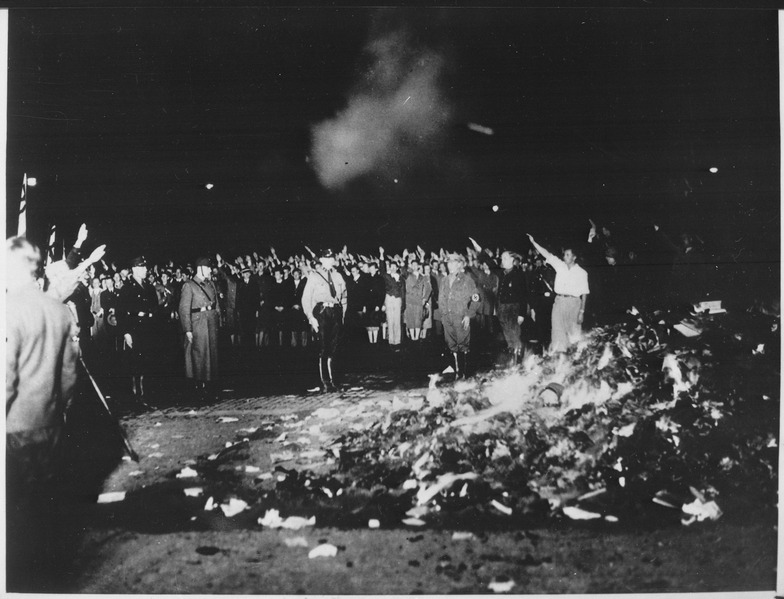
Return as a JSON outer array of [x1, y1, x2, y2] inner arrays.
[[26, 216, 720, 403]]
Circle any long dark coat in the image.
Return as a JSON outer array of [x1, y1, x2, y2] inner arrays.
[[178, 276, 220, 381]]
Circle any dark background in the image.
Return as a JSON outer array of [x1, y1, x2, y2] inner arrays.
[[6, 5, 780, 269]]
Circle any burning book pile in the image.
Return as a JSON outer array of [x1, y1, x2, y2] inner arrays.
[[190, 306, 779, 530]]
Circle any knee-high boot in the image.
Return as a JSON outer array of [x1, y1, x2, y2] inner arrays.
[[318, 355, 328, 391], [326, 357, 336, 391], [458, 353, 469, 379]]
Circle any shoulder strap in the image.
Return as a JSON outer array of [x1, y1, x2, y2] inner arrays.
[[313, 270, 337, 300], [192, 279, 214, 304]]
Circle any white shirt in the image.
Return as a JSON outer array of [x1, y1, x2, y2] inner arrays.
[[546, 255, 590, 297]]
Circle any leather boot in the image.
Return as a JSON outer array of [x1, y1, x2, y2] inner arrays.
[[458, 352, 468, 379], [318, 356, 328, 392], [326, 357, 337, 392]]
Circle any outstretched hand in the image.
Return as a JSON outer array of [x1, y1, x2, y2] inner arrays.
[[76, 223, 88, 246], [87, 244, 106, 264]]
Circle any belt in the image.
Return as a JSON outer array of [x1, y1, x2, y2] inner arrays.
[[556, 294, 579, 299], [136, 311, 154, 318], [191, 305, 215, 314], [317, 302, 339, 308]]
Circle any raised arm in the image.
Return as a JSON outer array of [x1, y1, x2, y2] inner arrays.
[[526, 234, 553, 261]]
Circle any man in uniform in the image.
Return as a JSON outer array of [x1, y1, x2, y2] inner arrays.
[[497, 250, 528, 365], [178, 257, 221, 399], [118, 256, 159, 399], [439, 252, 480, 378], [527, 234, 590, 353], [6, 237, 80, 590], [301, 249, 347, 392]]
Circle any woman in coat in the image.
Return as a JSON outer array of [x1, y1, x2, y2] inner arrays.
[[404, 259, 432, 342]]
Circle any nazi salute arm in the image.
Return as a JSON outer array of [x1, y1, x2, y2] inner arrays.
[[526, 234, 554, 262]]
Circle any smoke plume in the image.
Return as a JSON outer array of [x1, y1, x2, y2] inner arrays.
[[310, 27, 452, 190]]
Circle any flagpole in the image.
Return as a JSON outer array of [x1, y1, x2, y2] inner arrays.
[[18, 173, 27, 237]]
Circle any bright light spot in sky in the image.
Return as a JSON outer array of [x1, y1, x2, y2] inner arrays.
[[394, 179, 398, 183], [492, 205, 499, 212], [709, 167, 718, 174], [205, 183, 214, 189]]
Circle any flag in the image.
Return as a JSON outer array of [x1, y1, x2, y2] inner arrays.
[[45, 225, 57, 266], [17, 173, 27, 237]]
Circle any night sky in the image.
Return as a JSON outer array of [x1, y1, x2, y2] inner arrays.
[[6, 6, 780, 266]]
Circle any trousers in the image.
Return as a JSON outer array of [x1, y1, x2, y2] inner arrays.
[[442, 312, 471, 353], [498, 302, 523, 352], [384, 295, 402, 345], [550, 295, 582, 352], [313, 303, 342, 357]]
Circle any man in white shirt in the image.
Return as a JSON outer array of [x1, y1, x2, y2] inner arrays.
[[527, 234, 589, 352]]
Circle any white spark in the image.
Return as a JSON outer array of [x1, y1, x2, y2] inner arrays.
[[467, 122, 494, 136]]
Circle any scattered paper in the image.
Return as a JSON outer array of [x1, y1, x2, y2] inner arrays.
[[681, 498, 722, 525], [176, 467, 198, 479], [183, 487, 203, 497], [217, 417, 239, 423], [488, 577, 515, 593], [258, 509, 316, 530], [244, 465, 261, 473], [452, 532, 476, 541], [283, 536, 309, 548], [308, 544, 338, 559], [674, 322, 701, 337], [220, 498, 248, 517], [368, 519, 380, 529], [563, 506, 602, 520], [402, 517, 426, 527]]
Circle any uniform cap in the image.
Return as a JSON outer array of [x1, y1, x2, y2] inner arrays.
[[195, 256, 212, 268], [130, 256, 147, 268], [320, 248, 335, 259]]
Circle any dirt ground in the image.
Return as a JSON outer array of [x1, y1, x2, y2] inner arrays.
[[11, 339, 779, 595]]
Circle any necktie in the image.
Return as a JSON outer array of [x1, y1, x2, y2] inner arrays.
[[327, 270, 336, 297]]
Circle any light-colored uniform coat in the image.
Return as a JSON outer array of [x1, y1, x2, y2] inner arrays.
[[438, 271, 480, 353], [179, 276, 220, 381], [404, 272, 432, 328], [7, 282, 79, 434]]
